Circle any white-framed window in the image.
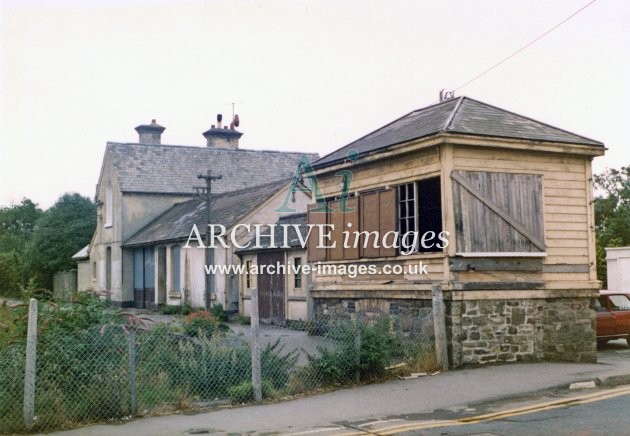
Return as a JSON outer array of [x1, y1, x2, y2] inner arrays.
[[397, 177, 443, 253], [293, 257, 302, 288]]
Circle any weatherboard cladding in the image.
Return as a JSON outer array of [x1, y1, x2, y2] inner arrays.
[[107, 142, 316, 194], [314, 96, 603, 167], [122, 178, 289, 247]]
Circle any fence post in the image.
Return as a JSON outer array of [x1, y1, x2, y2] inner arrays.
[[128, 329, 137, 415], [23, 298, 38, 430], [431, 284, 449, 371], [250, 288, 262, 402]]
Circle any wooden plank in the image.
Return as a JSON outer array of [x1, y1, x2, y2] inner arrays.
[[545, 213, 588, 223], [545, 221, 588, 231], [544, 196, 587, 206], [451, 171, 546, 251], [450, 257, 542, 272], [453, 146, 584, 164], [543, 188, 586, 198], [461, 281, 545, 291], [544, 205, 587, 215], [546, 247, 589, 257], [546, 238, 588, 248], [545, 230, 588, 240], [541, 264, 590, 273], [542, 179, 587, 190], [453, 158, 585, 174]]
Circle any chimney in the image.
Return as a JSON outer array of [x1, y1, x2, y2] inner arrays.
[[135, 119, 166, 145], [202, 113, 243, 149]]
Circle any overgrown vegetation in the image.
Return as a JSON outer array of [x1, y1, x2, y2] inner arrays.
[[1, 296, 435, 432], [0, 194, 95, 297]]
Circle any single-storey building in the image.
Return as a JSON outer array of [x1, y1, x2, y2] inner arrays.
[[121, 179, 311, 311], [307, 96, 605, 366]]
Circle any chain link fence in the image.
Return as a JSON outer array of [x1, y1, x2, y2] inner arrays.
[[0, 304, 438, 433]]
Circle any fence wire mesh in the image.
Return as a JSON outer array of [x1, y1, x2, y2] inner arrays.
[[0, 308, 437, 433]]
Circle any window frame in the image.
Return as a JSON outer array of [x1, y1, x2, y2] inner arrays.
[[396, 176, 443, 255], [293, 256, 302, 288]]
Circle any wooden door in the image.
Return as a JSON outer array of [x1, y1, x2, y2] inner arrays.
[[256, 251, 285, 324]]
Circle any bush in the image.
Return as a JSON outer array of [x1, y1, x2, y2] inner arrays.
[[160, 304, 193, 316], [304, 317, 408, 386], [235, 314, 250, 325], [227, 380, 275, 404], [183, 311, 228, 337], [210, 303, 229, 322]]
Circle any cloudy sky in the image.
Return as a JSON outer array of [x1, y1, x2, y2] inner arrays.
[[1, 0, 628, 209]]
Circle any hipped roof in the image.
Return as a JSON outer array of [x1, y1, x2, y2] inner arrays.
[[314, 96, 603, 167]]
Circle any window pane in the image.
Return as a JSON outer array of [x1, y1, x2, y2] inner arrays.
[[134, 249, 144, 289], [171, 246, 181, 291]]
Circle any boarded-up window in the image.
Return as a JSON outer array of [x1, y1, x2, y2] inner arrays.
[[360, 190, 396, 258], [451, 170, 545, 253], [307, 191, 395, 261]]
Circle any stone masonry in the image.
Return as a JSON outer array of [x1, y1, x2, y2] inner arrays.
[[447, 297, 597, 367]]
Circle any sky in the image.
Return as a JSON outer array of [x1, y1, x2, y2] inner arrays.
[[1, 0, 629, 209]]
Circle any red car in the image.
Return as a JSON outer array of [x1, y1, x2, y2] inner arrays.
[[596, 290, 630, 345]]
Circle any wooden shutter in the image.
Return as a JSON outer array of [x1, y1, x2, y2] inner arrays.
[[344, 197, 360, 259], [360, 189, 396, 258], [329, 197, 360, 261], [451, 170, 545, 253], [307, 203, 327, 262], [379, 189, 397, 257], [329, 200, 344, 260]]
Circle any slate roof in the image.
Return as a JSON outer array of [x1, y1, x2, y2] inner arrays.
[[236, 213, 307, 253], [72, 244, 90, 260], [106, 142, 317, 194], [122, 178, 290, 247], [314, 96, 604, 168]]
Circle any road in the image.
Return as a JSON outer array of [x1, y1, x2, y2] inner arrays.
[[328, 385, 630, 435]]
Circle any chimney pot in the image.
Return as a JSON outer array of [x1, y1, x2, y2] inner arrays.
[[203, 114, 242, 149]]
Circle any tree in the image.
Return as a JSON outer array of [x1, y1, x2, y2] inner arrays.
[[25, 193, 96, 290], [0, 199, 43, 296], [594, 166, 630, 288]]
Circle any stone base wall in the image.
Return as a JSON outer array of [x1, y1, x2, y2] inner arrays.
[[314, 298, 432, 318], [447, 297, 597, 366], [314, 295, 597, 367]]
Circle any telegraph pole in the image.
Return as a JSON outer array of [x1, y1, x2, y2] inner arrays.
[[197, 169, 222, 309]]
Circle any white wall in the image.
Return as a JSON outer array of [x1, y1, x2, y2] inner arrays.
[[606, 247, 630, 291]]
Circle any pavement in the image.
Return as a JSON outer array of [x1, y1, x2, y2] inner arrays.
[[51, 341, 630, 436]]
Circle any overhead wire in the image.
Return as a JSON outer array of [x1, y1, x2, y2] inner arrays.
[[454, 0, 598, 92]]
